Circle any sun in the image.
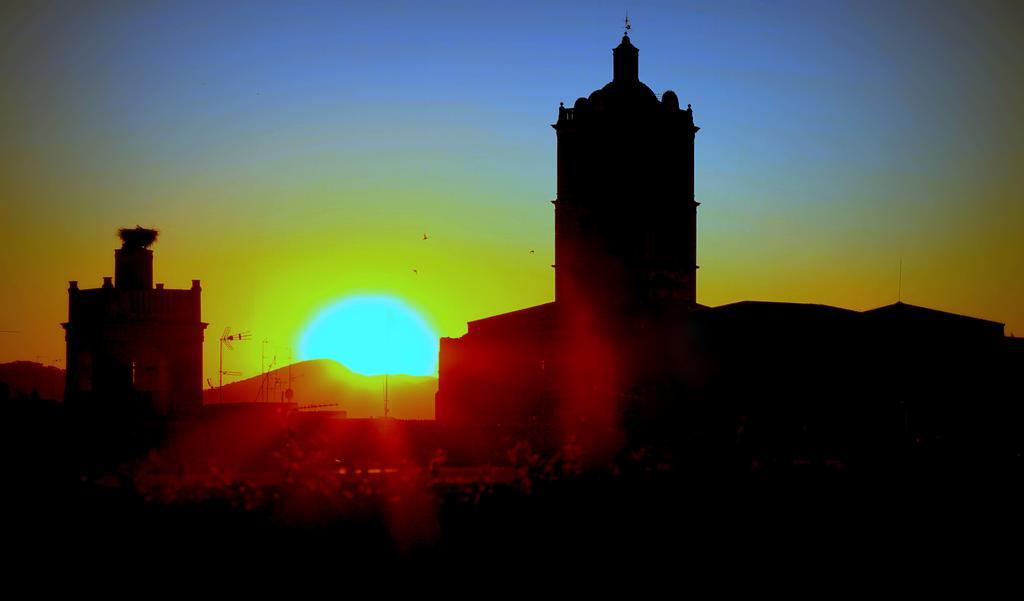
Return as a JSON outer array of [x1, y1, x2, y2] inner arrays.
[[298, 295, 439, 376]]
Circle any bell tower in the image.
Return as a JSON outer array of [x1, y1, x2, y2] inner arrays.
[[552, 32, 700, 324], [436, 30, 701, 434]]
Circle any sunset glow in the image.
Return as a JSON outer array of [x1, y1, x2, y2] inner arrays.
[[0, 2, 1021, 384], [298, 295, 439, 377], [2, 0, 1022, 563]]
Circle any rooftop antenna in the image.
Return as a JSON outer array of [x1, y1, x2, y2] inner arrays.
[[258, 339, 277, 403], [898, 258, 903, 303], [259, 339, 268, 402], [219, 327, 249, 404], [285, 350, 294, 403]]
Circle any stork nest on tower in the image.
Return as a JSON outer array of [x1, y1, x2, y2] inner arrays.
[[118, 226, 159, 249]]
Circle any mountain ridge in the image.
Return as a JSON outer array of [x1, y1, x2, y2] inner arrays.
[[204, 358, 437, 420], [0, 361, 65, 401]]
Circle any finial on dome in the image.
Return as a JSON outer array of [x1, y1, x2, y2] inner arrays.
[[613, 18, 639, 82]]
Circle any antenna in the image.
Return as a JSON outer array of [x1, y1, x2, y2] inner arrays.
[[264, 352, 277, 402], [219, 327, 250, 404], [898, 258, 903, 303], [254, 339, 286, 403], [285, 350, 294, 403]]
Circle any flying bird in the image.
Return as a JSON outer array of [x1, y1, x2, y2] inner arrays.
[[412, 269, 418, 275], [422, 233, 429, 240], [529, 250, 535, 254]]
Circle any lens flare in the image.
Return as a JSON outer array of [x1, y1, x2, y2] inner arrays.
[[298, 295, 439, 376]]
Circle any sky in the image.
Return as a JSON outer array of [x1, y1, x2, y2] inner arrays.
[[1, 0, 1022, 384]]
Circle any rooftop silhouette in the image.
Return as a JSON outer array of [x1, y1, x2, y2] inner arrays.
[[437, 32, 1023, 470]]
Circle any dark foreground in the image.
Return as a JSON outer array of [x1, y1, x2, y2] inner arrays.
[[5, 396, 1023, 577]]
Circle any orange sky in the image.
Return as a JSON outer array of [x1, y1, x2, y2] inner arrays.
[[2, 2, 1022, 385]]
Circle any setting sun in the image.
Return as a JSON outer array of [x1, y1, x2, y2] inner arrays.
[[298, 295, 439, 377]]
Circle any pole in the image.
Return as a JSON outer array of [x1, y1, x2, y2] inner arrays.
[[260, 340, 267, 403], [898, 258, 903, 302], [219, 337, 224, 404]]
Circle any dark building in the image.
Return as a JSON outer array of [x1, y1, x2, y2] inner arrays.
[[686, 300, 1018, 475], [554, 33, 699, 312], [63, 228, 207, 417], [438, 33, 702, 437], [436, 33, 1023, 467]]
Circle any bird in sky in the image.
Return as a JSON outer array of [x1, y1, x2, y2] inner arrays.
[[422, 233, 429, 240], [529, 250, 535, 254], [412, 269, 418, 275]]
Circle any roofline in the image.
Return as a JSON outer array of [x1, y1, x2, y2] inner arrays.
[[467, 301, 556, 328], [707, 300, 859, 314], [864, 301, 1005, 327]]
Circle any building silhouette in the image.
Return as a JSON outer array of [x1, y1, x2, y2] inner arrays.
[[62, 227, 206, 417], [437, 33, 703, 433], [436, 33, 1022, 466], [554, 33, 698, 312]]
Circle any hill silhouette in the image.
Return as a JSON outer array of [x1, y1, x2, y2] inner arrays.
[[203, 358, 437, 420], [0, 361, 64, 401]]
